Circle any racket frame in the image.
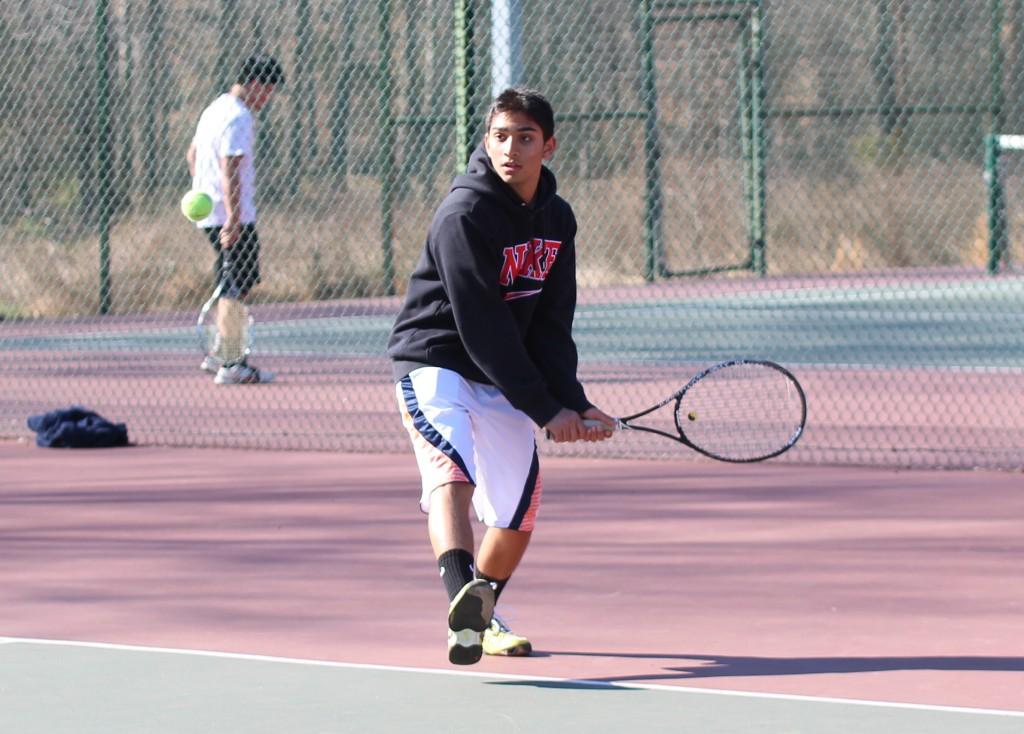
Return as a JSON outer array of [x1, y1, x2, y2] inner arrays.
[[196, 282, 253, 364], [609, 358, 807, 463], [196, 282, 224, 357]]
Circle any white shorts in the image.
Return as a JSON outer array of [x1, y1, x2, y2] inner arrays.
[[395, 366, 542, 531]]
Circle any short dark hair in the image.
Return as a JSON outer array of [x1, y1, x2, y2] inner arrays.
[[237, 53, 285, 85], [485, 88, 555, 140]]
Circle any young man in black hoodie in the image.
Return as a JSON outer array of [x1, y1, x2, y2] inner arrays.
[[388, 88, 614, 665]]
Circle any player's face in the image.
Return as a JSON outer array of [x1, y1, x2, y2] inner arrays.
[[484, 111, 556, 203], [248, 83, 276, 113]]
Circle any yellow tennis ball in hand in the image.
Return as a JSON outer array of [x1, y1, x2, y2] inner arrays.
[[180, 190, 213, 222]]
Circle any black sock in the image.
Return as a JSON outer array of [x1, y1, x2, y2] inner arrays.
[[437, 548, 476, 602], [475, 570, 509, 604]]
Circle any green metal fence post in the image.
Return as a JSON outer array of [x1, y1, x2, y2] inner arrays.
[[378, 0, 396, 295], [454, 0, 477, 170], [985, 135, 1007, 274], [988, 0, 1006, 274], [750, 0, 767, 275], [873, 0, 899, 136], [990, 0, 1007, 275], [990, 0, 1006, 135], [638, 0, 663, 282], [95, 0, 113, 314], [329, 4, 355, 185], [142, 0, 170, 194], [738, 6, 755, 272]]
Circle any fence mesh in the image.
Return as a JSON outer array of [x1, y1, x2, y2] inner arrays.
[[1, 0, 1022, 468]]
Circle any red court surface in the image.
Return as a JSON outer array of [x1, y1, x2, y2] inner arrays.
[[1, 440, 1021, 712]]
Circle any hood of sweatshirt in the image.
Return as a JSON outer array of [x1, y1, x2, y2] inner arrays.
[[450, 143, 559, 215]]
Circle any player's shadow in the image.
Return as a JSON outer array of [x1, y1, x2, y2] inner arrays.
[[530, 651, 1024, 685]]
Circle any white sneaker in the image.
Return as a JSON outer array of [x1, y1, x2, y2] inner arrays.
[[200, 356, 221, 374], [214, 362, 274, 385]]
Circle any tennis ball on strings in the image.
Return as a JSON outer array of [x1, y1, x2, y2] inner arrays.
[[687, 411, 698, 421], [180, 190, 213, 222]]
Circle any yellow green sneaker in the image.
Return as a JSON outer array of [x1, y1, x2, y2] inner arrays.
[[482, 613, 532, 657], [447, 579, 495, 665]]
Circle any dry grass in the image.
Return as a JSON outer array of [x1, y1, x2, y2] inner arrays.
[[0, 178, 430, 318], [2, 163, 1020, 319]]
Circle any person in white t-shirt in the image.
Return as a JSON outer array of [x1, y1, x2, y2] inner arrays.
[[187, 53, 284, 385]]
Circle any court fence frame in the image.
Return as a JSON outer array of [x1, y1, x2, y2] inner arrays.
[[4, 1, 1023, 470], [74, 0, 1015, 313], [985, 132, 1024, 273]]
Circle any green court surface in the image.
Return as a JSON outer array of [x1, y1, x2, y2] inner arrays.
[[2, 639, 1021, 734], [2, 278, 1021, 368]]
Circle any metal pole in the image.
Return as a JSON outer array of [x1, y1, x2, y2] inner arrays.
[[454, 0, 477, 169], [491, 0, 522, 97], [988, 0, 1007, 273], [638, 0, 663, 282], [985, 135, 1006, 275], [750, 0, 767, 275], [95, 0, 113, 314], [378, 0, 396, 294], [873, 0, 899, 135], [329, 4, 355, 184], [990, 0, 1006, 135], [738, 9, 755, 272]]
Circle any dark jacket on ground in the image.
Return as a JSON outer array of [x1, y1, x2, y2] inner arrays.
[[27, 406, 129, 448], [387, 144, 591, 427]]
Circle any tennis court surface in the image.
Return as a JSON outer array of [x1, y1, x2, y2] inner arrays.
[[4, 271, 1023, 468], [2, 441, 1021, 732]]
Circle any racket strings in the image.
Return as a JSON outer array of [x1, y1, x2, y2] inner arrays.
[[198, 297, 253, 364], [676, 364, 804, 460]]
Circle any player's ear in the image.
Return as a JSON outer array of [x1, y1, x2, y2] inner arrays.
[[543, 135, 557, 160]]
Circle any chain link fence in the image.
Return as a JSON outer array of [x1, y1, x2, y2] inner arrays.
[[1, 0, 1022, 468]]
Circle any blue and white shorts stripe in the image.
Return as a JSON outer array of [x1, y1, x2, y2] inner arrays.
[[396, 366, 542, 531]]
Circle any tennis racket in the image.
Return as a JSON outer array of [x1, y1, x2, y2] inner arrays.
[[197, 282, 253, 369], [583, 359, 806, 462]]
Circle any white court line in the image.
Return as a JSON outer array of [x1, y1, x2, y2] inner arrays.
[[1, 636, 1021, 719]]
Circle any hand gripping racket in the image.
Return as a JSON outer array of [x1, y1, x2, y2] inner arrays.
[[585, 359, 806, 462]]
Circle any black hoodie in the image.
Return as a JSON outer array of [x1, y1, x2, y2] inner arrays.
[[387, 144, 591, 427]]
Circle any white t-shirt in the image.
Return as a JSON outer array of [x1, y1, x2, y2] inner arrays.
[[190, 94, 257, 227]]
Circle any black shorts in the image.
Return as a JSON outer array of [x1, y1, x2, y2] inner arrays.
[[204, 224, 261, 298]]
